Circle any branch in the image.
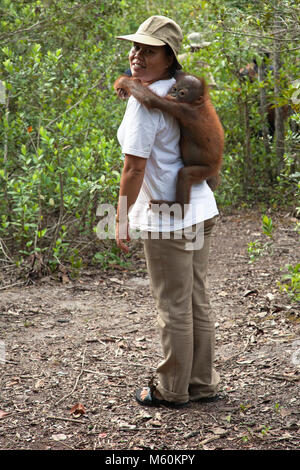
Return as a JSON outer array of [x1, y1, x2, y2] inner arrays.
[[0, 21, 43, 41], [45, 79, 102, 130], [280, 45, 300, 53], [221, 28, 300, 42], [0, 1, 104, 43]]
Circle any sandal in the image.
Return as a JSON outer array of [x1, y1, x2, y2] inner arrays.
[[191, 394, 222, 403], [135, 387, 189, 409]]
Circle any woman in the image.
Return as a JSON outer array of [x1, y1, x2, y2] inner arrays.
[[115, 16, 220, 407]]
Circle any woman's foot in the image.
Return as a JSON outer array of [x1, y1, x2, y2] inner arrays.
[[135, 386, 189, 408], [190, 393, 224, 403]]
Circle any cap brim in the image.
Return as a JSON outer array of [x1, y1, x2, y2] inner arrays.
[[116, 33, 165, 47]]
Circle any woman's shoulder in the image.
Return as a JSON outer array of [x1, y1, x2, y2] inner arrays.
[[149, 78, 176, 97], [123, 77, 176, 125]]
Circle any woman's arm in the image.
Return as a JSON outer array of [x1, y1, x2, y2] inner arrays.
[[116, 153, 147, 253]]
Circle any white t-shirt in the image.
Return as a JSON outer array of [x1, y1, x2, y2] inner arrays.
[[117, 78, 219, 232]]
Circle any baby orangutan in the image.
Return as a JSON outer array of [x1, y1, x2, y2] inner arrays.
[[114, 72, 224, 211]]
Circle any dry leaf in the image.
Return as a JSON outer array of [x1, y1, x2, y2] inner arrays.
[[0, 410, 9, 419], [212, 427, 227, 435], [237, 359, 255, 364], [100, 336, 116, 343], [136, 336, 146, 342], [70, 402, 86, 417], [62, 274, 70, 284], [279, 408, 291, 418], [118, 421, 136, 430], [137, 410, 152, 421], [151, 420, 162, 427], [52, 434, 67, 441], [109, 277, 123, 285], [266, 293, 275, 301], [244, 289, 258, 297], [34, 378, 45, 389], [219, 291, 228, 297]]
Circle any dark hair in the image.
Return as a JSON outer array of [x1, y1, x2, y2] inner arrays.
[[164, 44, 182, 77]]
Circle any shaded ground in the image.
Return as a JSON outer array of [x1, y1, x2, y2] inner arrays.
[[0, 210, 299, 451]]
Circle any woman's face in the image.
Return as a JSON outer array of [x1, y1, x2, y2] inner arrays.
[[129, 42, 173, 85]]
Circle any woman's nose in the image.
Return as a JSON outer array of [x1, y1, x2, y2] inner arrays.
[[135, 48, 144, 57]]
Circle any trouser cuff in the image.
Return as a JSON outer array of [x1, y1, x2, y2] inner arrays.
[[156, 383, 189, 404]]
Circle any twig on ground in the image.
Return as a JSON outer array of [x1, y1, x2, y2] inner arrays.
[[46, 415, 86, 424], [0, 282, 25, 291], [199, 430, 230, 446], [56, 348, 87, 405]]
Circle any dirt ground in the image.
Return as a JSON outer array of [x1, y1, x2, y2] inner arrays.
[[0, 210, 299, 451]]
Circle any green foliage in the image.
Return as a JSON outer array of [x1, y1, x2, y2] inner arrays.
[[247, 214, 274, 262], [0, 0, 123, 266], [278, 263, 300, 303], [262, 214, 274, 239], [247, 239, 264, 263], [93, 246, 131, 270], [0, 0, 299, 271]]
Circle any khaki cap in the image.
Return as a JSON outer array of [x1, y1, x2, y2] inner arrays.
[[117, 15, 183, 69]]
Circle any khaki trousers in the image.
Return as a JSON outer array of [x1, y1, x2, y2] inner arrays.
[[143, 217, 220, 403]]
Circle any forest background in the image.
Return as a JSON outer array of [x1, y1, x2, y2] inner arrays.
[[0, 0, 299, 288]]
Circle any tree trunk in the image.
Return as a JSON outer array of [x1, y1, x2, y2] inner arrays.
[[273, 10, 285, 174], [2, 89, 14, 254], [243, 96, 252, 193], [258, 58, 271, 156]]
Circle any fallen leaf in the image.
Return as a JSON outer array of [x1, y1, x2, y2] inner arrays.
[[266, 293, 275, 301], [219, 291, 228, 297], [212, 427, 227, 435], [109, 277, 124, 285], [0, 410, 9, 419], [118, 421, 136, 430], [34, 378, 45, 389], [279, 408, 291, 418], [107, 399, 117, 405], [138, 410, 152, 420], [151, 420, 162, 427], [244, 289, 258, 297], [184, 430, 200, 439], [100, 336, 116, 343], [70, 402, 86, 418], [62, 274, 70, 284], [52, 434, 67, 441]]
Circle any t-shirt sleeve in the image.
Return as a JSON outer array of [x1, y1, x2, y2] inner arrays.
[[118, 97, 160, 158]]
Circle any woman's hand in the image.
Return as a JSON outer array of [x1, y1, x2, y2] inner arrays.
[[116, 220, 131, 254]]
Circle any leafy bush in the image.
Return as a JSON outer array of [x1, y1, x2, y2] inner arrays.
[[247, 214, 274, 263], [278, 263, 300, 303], [0, 0, 299, 270]]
